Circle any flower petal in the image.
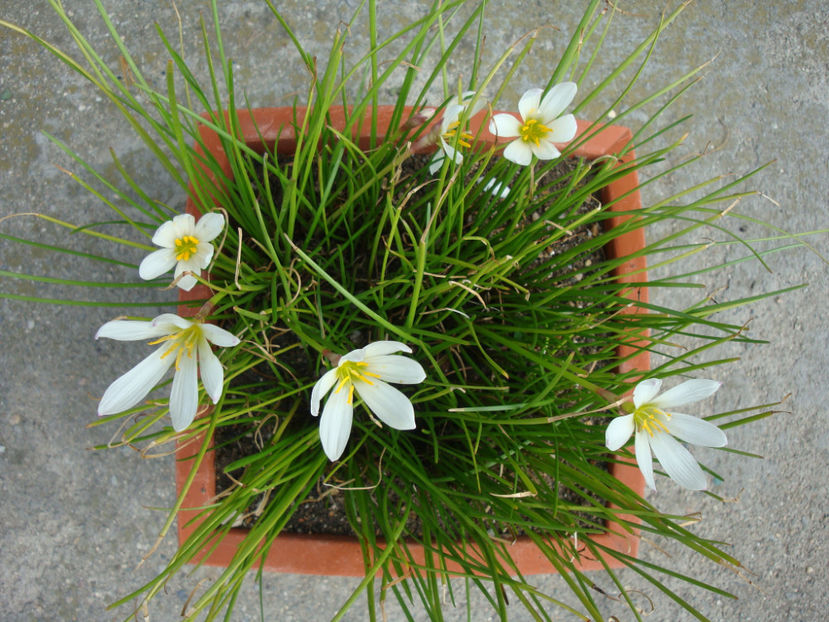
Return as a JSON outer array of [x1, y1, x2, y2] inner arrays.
[[518, 88, 543, 120], [502, 139, 533, 166], [605, 414, 634, 451], [311, 368, 339, 417], [200, 323, 240, 348], [194, 212, 225, 242], [480, 178, 510, 199], [530, 139, 561, 161], [634, 429, 656, 490], [546, 114, 578, 143], [97, 346, 173, 416], [170, 213, 196, 237], [173, 261, 199, 292], [666, 413, 727, 448], [197, 338, 224, 404], [152, 313, 191, 331], [169, 347, 199, 431], [354, 379, 416, 430], [364, 355, 426, 384], [363, 341, 413, 358], [632, 378, 662, 409], [651, 379, 721, 409], [537, 82, 577, 122], [441, 103, 465, 129], [440, 138, 463, 165], [488, 113, 522, 139], [138, 248, 178, 281], [428, 153, 445, 175], [151, 219, 181, 247], [340, 348, 367, 364], [650, 431, 708, 490], [95, 319, 171, 342], [177, 255, 205, 274], [192, 242, 215, 270], [319, 386, 353, 461]]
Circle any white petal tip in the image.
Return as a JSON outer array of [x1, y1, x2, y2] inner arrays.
[[605, 414, 634, 451]]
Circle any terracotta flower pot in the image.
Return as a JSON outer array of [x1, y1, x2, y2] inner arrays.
[[175, 106, 648, 575]]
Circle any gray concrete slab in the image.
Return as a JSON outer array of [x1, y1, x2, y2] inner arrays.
[[1, 1, 826, 620]]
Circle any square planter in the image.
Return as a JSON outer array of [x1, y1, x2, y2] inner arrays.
[[175, 106, 648, 575]]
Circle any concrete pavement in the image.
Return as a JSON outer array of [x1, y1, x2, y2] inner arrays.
[[1, 2, 826, 620]]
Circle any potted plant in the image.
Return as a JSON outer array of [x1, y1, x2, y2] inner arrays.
[[173, 107, 650, 577], [0, 1, 804, 620]]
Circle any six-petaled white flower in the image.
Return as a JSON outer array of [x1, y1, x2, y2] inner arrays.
[[429, 91, 486, 174], [489, 83, 578, 166], [96, 313, 240, 431], [310, 341, 427, 461], [605, 378, 727, 491], [139, 212, 225, 291]]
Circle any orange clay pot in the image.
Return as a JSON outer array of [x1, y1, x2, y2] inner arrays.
[[176, 106, 648, 575]]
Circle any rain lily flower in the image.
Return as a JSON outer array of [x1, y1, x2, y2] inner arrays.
[[429, 91, 486, 174], [489, 83, 578, 166], [310, 341, 427, 461], [96, 313, 240, 431], [605, 378, 727, 491], [139, 212, 225, 291]]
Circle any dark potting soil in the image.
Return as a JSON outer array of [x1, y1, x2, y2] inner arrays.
[[214, 421, 355, 534]]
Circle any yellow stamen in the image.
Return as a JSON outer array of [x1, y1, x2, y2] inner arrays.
[[334, 359, 381, 404], [174, 235, 200, 261], [334, 376, 349, 394], [442, 120, 474, 149], [519, 118, 552, 147], [634, 406, 671, 438], [151, 324, 201, 371], [148, 333, 177, 346]]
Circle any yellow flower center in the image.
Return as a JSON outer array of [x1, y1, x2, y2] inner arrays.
[[334, 360, 381, 405], [442, 120, 474, 149], [519, 118, 552, 147], [174, 235, 200, 261], [150, 324, 201, 371], [633, 405, 670, 437]]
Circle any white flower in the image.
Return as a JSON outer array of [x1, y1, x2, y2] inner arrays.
[[429, 91, 486, 174], [139, 212, 225, 291], [310, 341, 427, 461], [605, 378, 727, 491], [96, 313, 240, 431], [488, 83, 578, 166]]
